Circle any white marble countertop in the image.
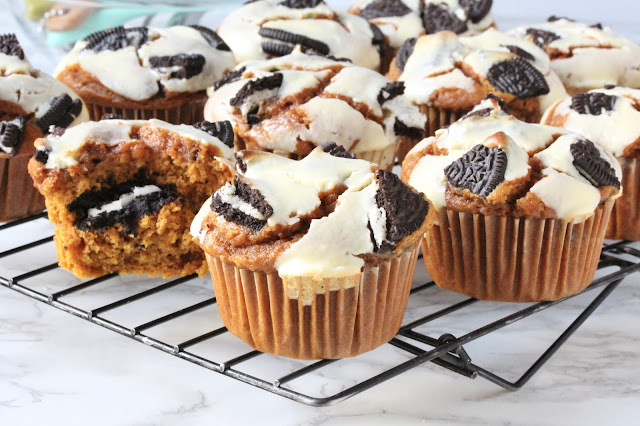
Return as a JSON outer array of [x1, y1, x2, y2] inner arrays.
[[2, 1, 640, 425]]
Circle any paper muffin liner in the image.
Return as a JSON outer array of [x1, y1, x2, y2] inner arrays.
[[422, 200, 614, 302], [85, 98, 206, 125], [606, 157, 640, 240], [425, 107, 464, 138], [205, 245, 420, 360], [0, 153, 45, 222], [357, 144, 397, 170]]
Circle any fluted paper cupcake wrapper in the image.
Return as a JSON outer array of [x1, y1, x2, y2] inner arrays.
[[205, 245, 420, 360], [425, 107, 464, 138], [357, 144, 397, 170], [422, 200, 614, 302], [0, 154, 45, 222], [606, 157, 640, 240], [86, 99, 205, 125]]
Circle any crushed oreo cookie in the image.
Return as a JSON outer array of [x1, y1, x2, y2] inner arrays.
[[548, 15, 574, 22], [378, 81, 405, 105], [192, 120, 235, 148], [235, 152, 248, 174], [0, 33, 25, 59], [34, 146, 52, 164], [525, 28, 560, 49], [279, 0, 324, 8], [459, 0, 493, 24], [394, 118, 423, 140], [487, 57, 549, 98], [213, 67, 246, 91], [485, 93, 509, 111], [591, 23, 604, 30], [464, 94, 508, 119], [68, 170, 180, 235], [422, 3, 468, 35], [369, 23, 385, 52], [259, 27, 330, 57], [373, 170, 428, 253], [444, 144, 507, 197], [149, 54, 206, 80], [359, 0, 412, 19], [570, 93, 617, 115], [83, 26, 148, 52], [189, 25, 231, 51], [570, 139, 621, 189], [101, 113, 124, 120], [212, 175, 274, 232], [37, 94, 83, 133], [0, 116, 26, 156], [230, 73, 283, 110], [321, 141, 356, 159], [395, 37, 417, 71], [503, 44, 535, 61]]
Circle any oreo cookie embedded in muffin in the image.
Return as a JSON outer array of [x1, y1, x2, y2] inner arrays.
[[0, 33, 25, 59], [0, 116, 26, 156], [149, 54, 206, 80], [230, 73, 284, 109], [193, 120, 235, 148], [279, 0, 325, 8], [570, 139, 621, 189], [83, 26, 148, 52], [212, 175, 273, 232], [189, 25, 230, 51], [444, 144, 507, 197], [524, 28, 560, 49], [459, 0, 493, 24], [37, 94, 84, 133], [570, 93, 617, 115], [378, 81, 405, 105], [395, 37, 417, 71], [487, 57, 550, 98], [259, 27, 330, 56], [422, 3, 468, 35], [321, 141, 356, 159], [359, 0, 412, 19]]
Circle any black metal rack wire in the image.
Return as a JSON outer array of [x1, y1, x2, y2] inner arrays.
[[1, 212, 639, 407]]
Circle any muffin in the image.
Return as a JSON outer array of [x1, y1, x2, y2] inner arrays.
[[542, 86, 640, 240], [217, 0, 382, 70], [192, 143, 434, 359], [402, 97, 621, 302], [54, 25, 235, 123], [387, 29, 568, 138], [349, 0, 495, 70], [1, 33, 88, 222], [204, 50, 426, 167], [28, 118, 234, 278], [508, 17, 640, 95]]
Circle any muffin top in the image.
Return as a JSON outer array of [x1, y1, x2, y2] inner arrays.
[[54, 26, 235, 102], [192, 143, 432, 277], [402, 96, 621, 221], [1, 33, 88, 157], [217, 0, 382, 70], [205, 50, 425, 161], [508, 17, 640, 93], [542, 86, 640, 158], [391, 29, 568, 118], [349, 0, 495, 49]]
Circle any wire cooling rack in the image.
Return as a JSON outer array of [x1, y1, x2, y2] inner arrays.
[[1, 212, 639, 407]]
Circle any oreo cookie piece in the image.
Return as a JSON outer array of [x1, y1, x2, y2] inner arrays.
[[101, 113, 124, 120], [395, 37, 417, 71], [37, 94, 83, 133], [212, 175, 274, 232], [503, 44, 535, 61], [548, 15, 574, 22], [591, 23, 604, 30], [570, 93, 617, 115], [459, 0, 493, 24], [394, 118, 423, 140], [373, 170, 429, 253], [321, 141, 356, 159], [279, 0, 324, 8], [525, 28, 560, 49], [369, 23, 385, 51], [487, 57, 549, 98], [422, 3, 468, 35], [230, 73, 283, 108], [193, 120, 235, 148], [213, 67, 246, 91], [0, 33, 25, 60], [485, 93, 509, 112], [378, 81, 405, 105], [259, 27, 330, 56], [34, 146, 52, 164], [0, 116, 26, 156], [149, 54, 206, 80], [444, 144, 507, 197], [189, 25, 230, 51], [83, 26, 148, 52], [358, 0, 412, 19], [465, 94, 508, 119], [570, 139, 621, 189]]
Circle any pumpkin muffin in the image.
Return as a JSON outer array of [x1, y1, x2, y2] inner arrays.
[[192, 143, 434, 359], [54, 25, 235, 123], [28, 118, 234, 278], [402, 97, 621, 302]]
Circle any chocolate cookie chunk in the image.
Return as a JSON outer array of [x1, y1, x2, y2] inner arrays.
[[83, 26, 148, 52], [212, 176, 274, 232], [34, 146, 52, 164], [395, 37, 417, 71], [525, 28, 560, 49], [190, 25, 231, 51], [193, 120, 235, 148], [279, 0, 324, 8], [487, 57, 549, 98], [0, 33, 25, 60], [213, 67, 246, 91], [570, 139, 621, 189], [459, 0, 493, 24], [485, 93, 509, 111], [149, 54, 206, 80], [548, 15, 574, 22], [230, 73, 284, 108], [444, 144, 507, 197], [422, 3, 468, 35], [503, 44, 535, 61], [235, 152, 248, 174], [378, 81, 405, 105], [0, 116, 26, 156], [374, 170, 429, 253], [570, 93, 617, 115], [359, 0, 412, 19], [259, 28, 330, 56], [321, 142, 356, 159], [37, 94, 83, 133], [394, 119, 423, 140], [369, 23, 386, 51]]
